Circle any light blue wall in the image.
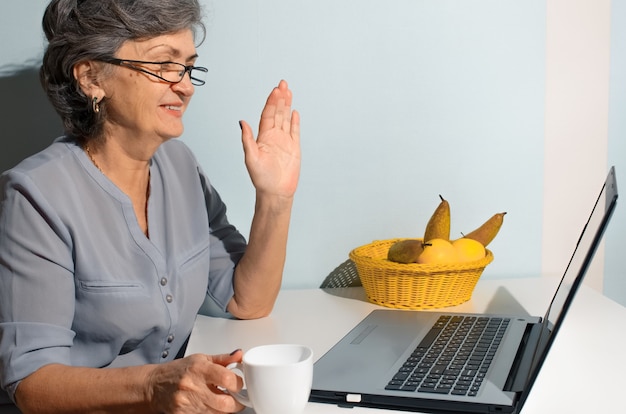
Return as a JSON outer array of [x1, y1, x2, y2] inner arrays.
[[189, 0, 546, 289], [0, 1, 48, 67], [606, 0, 626, 305], [0, 1, 623, 305]]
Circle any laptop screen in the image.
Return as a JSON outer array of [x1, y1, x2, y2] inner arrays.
[[527, 167, 618, 390], [545, 167, 618, 332]]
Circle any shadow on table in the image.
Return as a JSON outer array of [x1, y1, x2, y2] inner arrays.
[[483, 286, 531, 316], [321, 285, 531, 317]]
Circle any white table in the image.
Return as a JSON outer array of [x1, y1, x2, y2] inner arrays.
[[186, 277, 626, 413]]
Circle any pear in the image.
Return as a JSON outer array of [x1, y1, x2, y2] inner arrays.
[[423, 195, 450, 242], [464, 212, 507, 247], [387, 239, 425, 264]]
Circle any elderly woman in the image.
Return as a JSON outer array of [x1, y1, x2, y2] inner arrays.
[[0, 0, 300, 413]]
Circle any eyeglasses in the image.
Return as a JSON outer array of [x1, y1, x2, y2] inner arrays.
[[99, 58, 208, 86]]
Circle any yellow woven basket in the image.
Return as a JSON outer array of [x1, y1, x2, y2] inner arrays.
[[349, 238, 493, 310]]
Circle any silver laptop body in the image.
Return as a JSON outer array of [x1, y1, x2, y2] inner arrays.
[[310, 167, 618, 414]]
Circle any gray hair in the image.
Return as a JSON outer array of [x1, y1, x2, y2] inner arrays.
[[40, 0, 206, 143]]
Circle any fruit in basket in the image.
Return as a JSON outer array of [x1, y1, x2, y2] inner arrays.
[[463, 212, 507, 247], [423, 195, 450, 242], [452, 238, 486, 262], [416, 238, 457, 264], [383, 197, 504, 266], [387, 239, 425, 263]]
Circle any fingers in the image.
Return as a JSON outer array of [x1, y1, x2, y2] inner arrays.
[[148, 354, 246, 414], [290, 109, 301, 142], [238, 80, 300, 198], [276, 80, 292, 132], [239, 119, 258, 163], [202, 353, 244, 392], [258, 80, 295, 134], [210, 349, 243, 367], [195, 354, 246, 412]]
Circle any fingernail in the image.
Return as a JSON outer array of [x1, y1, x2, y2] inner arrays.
[[230, 348, 242, 356]]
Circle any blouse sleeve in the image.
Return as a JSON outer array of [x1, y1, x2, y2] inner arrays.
[[197, 166, 248, 312], [0, 171, 77, 402]]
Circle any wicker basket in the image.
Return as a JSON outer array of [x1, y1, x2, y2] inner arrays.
[[349, 239, 493, 310]]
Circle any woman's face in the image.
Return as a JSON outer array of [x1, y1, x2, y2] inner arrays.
[[102, 29, 199, 144]]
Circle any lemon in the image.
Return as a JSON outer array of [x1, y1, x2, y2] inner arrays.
[[452, 238, 486, 263], [417, 239, 457, 264]]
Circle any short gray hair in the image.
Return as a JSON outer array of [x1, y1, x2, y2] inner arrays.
[[40, 0, 206, 143]]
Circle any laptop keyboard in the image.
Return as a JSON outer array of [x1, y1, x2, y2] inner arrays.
[[385, 315, 510, 397]]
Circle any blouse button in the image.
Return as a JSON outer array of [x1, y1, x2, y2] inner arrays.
[[166, 294, 173, 303], [160, 277, 168, 286], [161, 350, 169, 359], [167, 334, 175, 343]]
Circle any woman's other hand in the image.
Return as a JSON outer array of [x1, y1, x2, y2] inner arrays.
[[148, 350, 245, 414]]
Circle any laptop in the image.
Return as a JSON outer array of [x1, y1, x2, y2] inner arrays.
[[310, 166, 618, 414]]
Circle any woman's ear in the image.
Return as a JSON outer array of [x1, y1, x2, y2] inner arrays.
[[73, 61, 105, 100]]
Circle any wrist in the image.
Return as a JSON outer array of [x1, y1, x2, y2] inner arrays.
[[255, 192, 294, 215], [141, 364, 161, 413]]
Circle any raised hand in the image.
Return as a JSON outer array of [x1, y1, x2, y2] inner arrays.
[[239, 80, 301, 200]]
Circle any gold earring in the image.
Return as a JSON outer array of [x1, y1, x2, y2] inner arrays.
[[92, 96, 100, 113]]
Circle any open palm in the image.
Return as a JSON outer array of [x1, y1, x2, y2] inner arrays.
[[240, 80, 301, 199]]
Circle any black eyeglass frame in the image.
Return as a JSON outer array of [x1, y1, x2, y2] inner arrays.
[[99, 58, 208, 86]]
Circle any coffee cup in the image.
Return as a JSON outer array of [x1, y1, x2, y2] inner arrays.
[[227, 343, 313, 414]]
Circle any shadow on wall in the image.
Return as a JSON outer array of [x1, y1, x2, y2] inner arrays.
[[0, 65, 63, 173], [0, 65, 63, 412]]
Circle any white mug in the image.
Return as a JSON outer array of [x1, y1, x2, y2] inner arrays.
[[227, 344, 313, 414]]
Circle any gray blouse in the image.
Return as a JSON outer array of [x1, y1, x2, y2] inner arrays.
[[0, 137, 246, 402]]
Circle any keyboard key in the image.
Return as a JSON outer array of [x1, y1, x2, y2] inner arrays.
[[401, 383, 419, 392], [418, 387, 450, 394], [393, 372, 409, 381]]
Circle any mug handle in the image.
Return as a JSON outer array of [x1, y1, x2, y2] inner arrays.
[[225, 362, 252, 408]]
